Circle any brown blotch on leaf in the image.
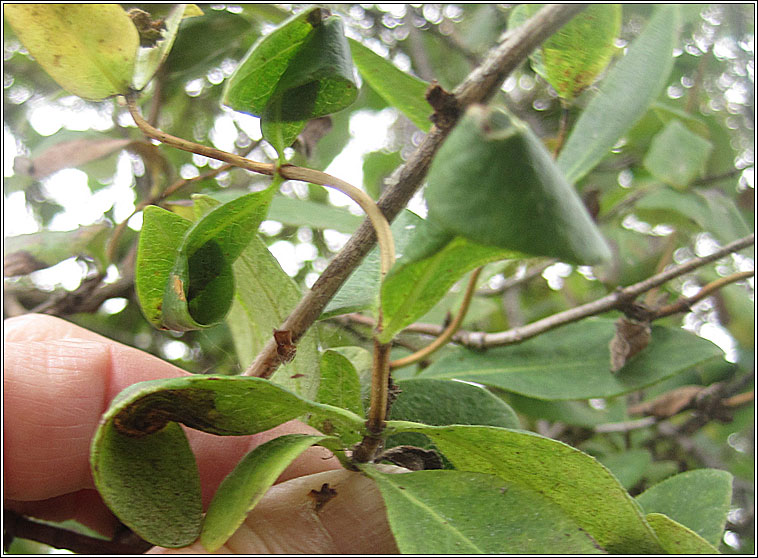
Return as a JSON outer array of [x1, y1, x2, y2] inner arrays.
[[309, 483, 337, 511], [113, 388, 219, 438], [380, 445, 443, 471], [609, 302, 655, 373], [171, 275, 186, 302], [273, 329, 297, 363], [425, 82, 460, 129]]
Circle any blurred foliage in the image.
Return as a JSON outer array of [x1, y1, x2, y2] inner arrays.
[[3, 4, 754, 554]]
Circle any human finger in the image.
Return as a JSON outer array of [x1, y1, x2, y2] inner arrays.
[[3, 314, 340, 532]]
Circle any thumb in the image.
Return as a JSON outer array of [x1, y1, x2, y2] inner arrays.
[[150, 468, 399, 554]]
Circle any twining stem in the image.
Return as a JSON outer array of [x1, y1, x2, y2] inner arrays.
[[125, 93, 395, 282], [390, 266, 483, 369], [126, 94, 274, 175], [278, 165, 395, 278], [240, 4, 587, 381]]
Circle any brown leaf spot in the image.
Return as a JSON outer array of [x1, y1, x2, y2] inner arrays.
[[309, 483, 337, 511], [172, 275, 186, 301], [320, 419, 334, 435], [379, 445, 443, 471]]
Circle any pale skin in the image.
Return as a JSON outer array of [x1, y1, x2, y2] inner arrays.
[[3, 314, 398, 553]]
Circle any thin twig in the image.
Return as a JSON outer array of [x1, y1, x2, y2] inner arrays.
[[243, 4, 587, 380], [653, 270, 754, 319], [3, 510, 151, 555], [594, 417, 658, 433], [126, 94, 274, 175], [277, 165, 395, 279], [367, 234, 754, 349], [723, 390, 754, 408], [353, 339, 392, 463], [390, 267, 483, 369]]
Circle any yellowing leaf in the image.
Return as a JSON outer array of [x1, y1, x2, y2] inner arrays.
[[5, 4, 138, 100]]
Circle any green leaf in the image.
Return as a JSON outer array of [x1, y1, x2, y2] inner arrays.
[[223, 8, 357, 154], [645, 513, 720, 554], [390, 379, 520, 429], [4, 4, 138, 100], [135, 206, 193, 328], [636, 469, 733, 546], [425, 106, 611, 265], [510, 4, 621, 101], [597, 449, 653, 490], [420, 318, 724, 400], [348, 38, 432, 132], [557, 5, 680, 183], [643, 120, 713, 188], [362, 468, 606, 554], [380, 234, 513, 343], [386, 378, 521, 456], [163, 10, 254, 80], [201, 434, 328, 552], [161, 187, 275, 331], [222, 8, 318, 115], [132, 4, 198, 90], [226, 235, 320, 400], [90, 422, 202, 548], [317, 350, 364, 417], [363, 149, 404, 199], [4, 224, 110, 276], [384, 424, 664, 553]]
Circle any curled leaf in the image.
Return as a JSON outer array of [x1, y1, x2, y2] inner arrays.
[[91, 376, 365, 546], [609, 316, 652, 373], [223, 7, 357, 154], [135, 189, 274, 331], [425, 105, 611, 265]]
